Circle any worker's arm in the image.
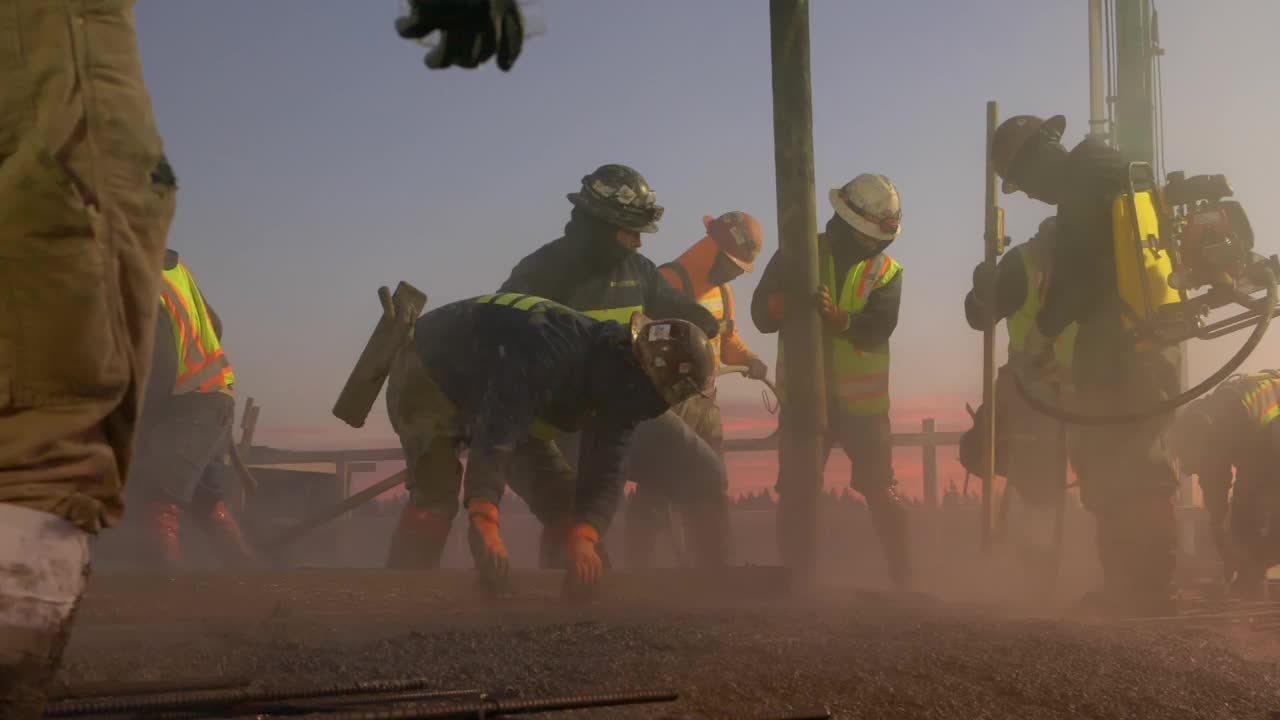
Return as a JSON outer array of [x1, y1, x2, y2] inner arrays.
[[750, 251, 785, 334], [570, 418, 637, 536], [718, 286, 760, 367], [964, 246, 1028, 331], [140, 309, 177, 421], [461, 358, 541, 509], [839, 271, 902, 349], [641, 258, 719, 339]]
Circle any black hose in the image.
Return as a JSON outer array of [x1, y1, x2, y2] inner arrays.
[[1013, 267, 1277, 426]]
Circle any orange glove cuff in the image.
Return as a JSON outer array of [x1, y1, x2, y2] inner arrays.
[[468, 499, 500, 528], [568, 522, 599, 546]]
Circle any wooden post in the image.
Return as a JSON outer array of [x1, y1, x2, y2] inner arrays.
[[769, 0, 828, 588], [921, 418, 938, 509], [981, 101, 1006, 552]]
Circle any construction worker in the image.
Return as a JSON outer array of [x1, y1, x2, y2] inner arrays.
[[751, 174, 912, 591], [125, 249, 256, 569], [990, 113, 1182, 617], [962, 217, 1077, 593], [383, 293, 715, 590], [1168, 371, 1280, 598], [494, 164, 731, 568], [623, 211, 770, 568]]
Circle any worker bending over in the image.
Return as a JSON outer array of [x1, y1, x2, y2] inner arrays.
[[1169, 371, 1280, 598], [498, 164, 731, 568], [622, 211, 770, 568], [383, 293, 715, 590], [752, 174, 911, 590]]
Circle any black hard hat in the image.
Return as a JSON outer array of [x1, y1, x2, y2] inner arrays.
[[568, 164, 665, 233]]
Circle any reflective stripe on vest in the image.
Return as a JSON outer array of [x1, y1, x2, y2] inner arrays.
[[160, 263, 234, 394], [1006, 244, 1078, 377], [473, 293, 580, 438], [1241, 372, 1280, 427], [581, 305, 645, 324], [776, 244, 901, 416]]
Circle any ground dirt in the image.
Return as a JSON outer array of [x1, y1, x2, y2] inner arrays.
[[58, 568, 1280, 720]]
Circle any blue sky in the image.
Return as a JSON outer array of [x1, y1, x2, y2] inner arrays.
[[134, 1, 1280, 446]]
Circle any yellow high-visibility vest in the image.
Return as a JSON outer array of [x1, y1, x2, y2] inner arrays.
[[1241, 371, 1280, 427], [160, 263, 234, 395], [777, 237, 901, 416], [1006, 242, 1077, 375]]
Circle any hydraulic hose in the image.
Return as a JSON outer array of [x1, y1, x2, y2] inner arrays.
[[1012, 266, 1277, 426]]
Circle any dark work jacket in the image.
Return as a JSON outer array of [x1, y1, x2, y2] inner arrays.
[[750, 220, 903, 351], [499, 235, 720, 339], [413, 297, 669, 533], [1039, 137, 1130, 337]]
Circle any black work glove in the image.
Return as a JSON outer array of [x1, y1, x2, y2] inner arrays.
[[396, 0, 524, 72], [745, 357, 769, 380], [971, 260, 996, 297]]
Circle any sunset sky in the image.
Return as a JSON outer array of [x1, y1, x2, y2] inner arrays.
[[134, 2, 1279, 497]]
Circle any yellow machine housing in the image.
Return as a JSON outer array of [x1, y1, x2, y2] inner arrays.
[[1112, 187, 1181, 332]]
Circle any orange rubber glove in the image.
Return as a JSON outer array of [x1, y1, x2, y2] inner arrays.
[[467, 499, 509, 585], [814, 286, 851, 331], [566, 522, 603, 586], [766, 293, 786, 322]]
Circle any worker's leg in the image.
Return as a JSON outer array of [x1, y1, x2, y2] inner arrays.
[[0, 3, 175, 715], [1072, 316, 1180, 617], [668, 394, 730, 567], [187, 431, 258, 568], [628, 409, 730, 568], [1226, 459, 1270, 598], [127, 393, 237, 568], [839, 412, 911, 590], [506, 438, 577, 569], [384, 344, 463, 568]]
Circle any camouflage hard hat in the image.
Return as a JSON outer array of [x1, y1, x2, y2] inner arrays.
[[568, 164, 665, 233], [991, 114, 1066, 194], [628, 312, 716, 407]]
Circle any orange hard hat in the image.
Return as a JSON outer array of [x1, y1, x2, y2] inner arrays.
[[990, 114, 1066, 194]]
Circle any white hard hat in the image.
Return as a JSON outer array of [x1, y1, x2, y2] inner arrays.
[[829, 174, 902, 242]]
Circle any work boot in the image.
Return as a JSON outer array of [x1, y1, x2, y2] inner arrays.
[[867, 489, 912, 591], [141, 501, 184, 569], [386, 505, 452, 569], [192, 500, 260, 568], [1121, 497, 1180, 617], [0, 505, 91, 720]]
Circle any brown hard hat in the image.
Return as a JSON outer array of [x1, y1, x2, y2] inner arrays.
[[628, 312, 716, 407], [705, 211, 765, 272], [990, 114, 1066, 193]]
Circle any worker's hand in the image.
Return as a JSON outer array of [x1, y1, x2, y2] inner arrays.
[[766, 293, 786, 322], [1021, 326, 1057, 375], [396, 0, 524, 72], [813, 286, 851, 331], [565, 522, 603, 588], [745, 357, 769, 380], [466, 499, 509, 591], [972, 260, 997, 295]]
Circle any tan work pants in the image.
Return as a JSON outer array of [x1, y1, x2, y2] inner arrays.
[[0, 0, 175, 533]]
